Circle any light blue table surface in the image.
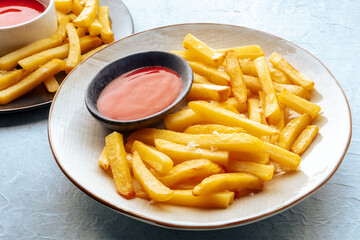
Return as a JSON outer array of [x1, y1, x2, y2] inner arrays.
[[1, 0, 359, 239]]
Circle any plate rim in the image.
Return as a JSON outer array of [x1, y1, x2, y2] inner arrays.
[[0, 0, 134, 114], [47, 22, 352, 230]]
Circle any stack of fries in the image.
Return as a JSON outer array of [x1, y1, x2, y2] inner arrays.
[[0, 0, 114, 105], [99, 34, 322, 209]]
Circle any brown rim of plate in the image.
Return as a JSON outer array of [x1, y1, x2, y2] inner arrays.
[[0, 0, 134, 114], [47, 23, 352, 230]]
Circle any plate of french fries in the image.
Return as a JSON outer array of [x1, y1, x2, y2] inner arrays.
[[0, 0, 133, 113], [48, 23, 351, 229]]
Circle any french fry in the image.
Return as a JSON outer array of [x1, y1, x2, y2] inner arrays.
[[211, 101, 240, 114], [65, 23, 81, 73], [225, 50, 247, 103], [0, 69, 25, 91], [0, 59, 65, 105], [98, 6, 115, 44], [80, 44, 108, 61], [243, 75, 262, 93], [183, 34, 224, 67], [225, 97, 248, 113], [264, 142, 301, 170], [239, 59, 257, 76], [277, 113, 312, 150], [54, 0, 73, 14], [67, 13, 78, 22], [278, 89, 321, 119], [131, 141, 173, 174], [159, 159, 225, 187], [126, 128, 265, 153], [105, 132, 135, 199], [184, 124, 246, 134], [55, 14, 71, 40], [227, 160, 274, 181], [193, 73, 214, 85], [164, 107, 204, 132], [154, 139, 229, 166], [132, 151, 173, 202], [273, 82, 310, 100], [254, 56, 282, 124], [73, 0, 98, 28], [188, 101, 279, 136], [76, 27, 88, 37], [43, 76, 59, 92], [187, 61, 230, 86], [258, 91, 272, 143], [192, 173, 263, 196], [269, 67, 291, 84], [88, 15, 103, 36], [216, 45, 265, 60], [98, 147, 110, 171], [0, 34, 63, 71], [72, 0, 85, 15], [187, 84, 231, 102], [164, 190, 234, 209], [19, 36, 102, 72], [247, 98, 261, 123], [269, 52, 314, 90], [170, 50, 201, 63], [291, 125, 319, 155], [228, 151, 270, 164]]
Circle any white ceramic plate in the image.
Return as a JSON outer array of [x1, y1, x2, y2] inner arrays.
[[48, 23, 352, 230], [0, 0, 133, 113]]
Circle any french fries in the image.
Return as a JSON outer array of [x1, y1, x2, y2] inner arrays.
[[98, 6, 114, 44], [99, 33, 323, 209], [73, 0, 99, 28], [65, 23, 81, 73]]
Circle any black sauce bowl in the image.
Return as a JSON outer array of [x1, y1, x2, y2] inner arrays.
[[85, 51, 193, 131]]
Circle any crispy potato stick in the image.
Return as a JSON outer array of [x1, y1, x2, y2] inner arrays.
[[67, 13, 77, 21], [131, 141, 173, 174], [98, 147, 110, 171], [88, 15, 103, 36], [54, 0, 73, 14], [248, 98, 261, 123], [243, 75, 262, 93], [192, 173, 262, 196], [105, 132, 135, 199], [164, 107, 204, 132], [65, 23, 81, 73], [184, 124, 246, 134], [55, 10, 66, 21], [154, 139, 229, 166], [43, 76, 59, 92], [73, 0, 98, 27], [269, 52, 314, 90], [188, 101, 279, 137], [0, 34, 63, 71], [258, 91, 271, 143], [126, 128, 265, 153], [170, 50, 201, 62], [132, 151, 173, 202], [19, 36, 101, 72], [164, 190, 234, 209], [264, 142, 301, 170], [254, 56, 282, 124], [277, 113, 312, 150], [269, 67, 291, 84], [225, 97, 248, 113], [192, 73, 214, 85], [183, 34, 224, 67], [225, 50, 247, 103], [278, 89, 321, 119], [227, 160, 274, 181], [55, 14, 71, 40], [187, 61, 230, 86], [0, 59, 65, 105], [228, 151, 270, 164], [291, 125, 319, 155], [159, 159, 225, 187], [273, 82, 310, 100], [187, 84, 230, 102], [81, 44, 108, 61], [72, 0, 85, 15], [239, 59, 257, 76], [98, 6, 115, 44], [76, 27, 88, 37], [0, 69, 25, 90], [216, 45, 265, 60], [211, 101, 239, 114]]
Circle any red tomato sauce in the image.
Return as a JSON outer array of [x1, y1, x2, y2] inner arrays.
[[97, 66, 182, 121], [0, 0, 46, 27]]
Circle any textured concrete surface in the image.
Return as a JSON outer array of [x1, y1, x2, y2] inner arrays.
[[1, 0, 359, 239]]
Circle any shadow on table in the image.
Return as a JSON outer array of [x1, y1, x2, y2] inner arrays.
[[0, 106, 50, 128]]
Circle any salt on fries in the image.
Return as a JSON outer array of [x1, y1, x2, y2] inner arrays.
[[99, 33, 321, 209], [0, 1, 114, 105]]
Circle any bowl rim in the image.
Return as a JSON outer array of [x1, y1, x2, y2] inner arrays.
[[84, 50, 194, 125], [0, 0, 54, 30]]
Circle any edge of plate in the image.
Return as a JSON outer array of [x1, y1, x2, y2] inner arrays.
[[47, 23, 352, 230]]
